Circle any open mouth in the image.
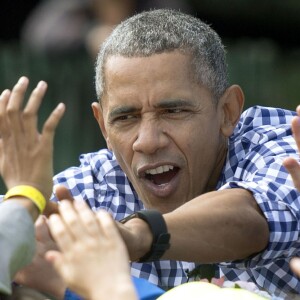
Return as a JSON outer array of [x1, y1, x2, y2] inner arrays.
[[144, 165, 179, 186]]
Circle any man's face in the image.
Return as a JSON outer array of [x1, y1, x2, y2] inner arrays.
[[95, 52, 229, 213]]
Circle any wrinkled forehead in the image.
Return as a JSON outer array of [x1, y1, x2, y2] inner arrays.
[[103, 52, 195, 89], [102, 51, 195, 84]]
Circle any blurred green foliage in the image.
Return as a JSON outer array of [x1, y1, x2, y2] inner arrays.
[[226, 38, 300, 110]]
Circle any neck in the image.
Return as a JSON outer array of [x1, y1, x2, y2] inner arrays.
[[205, 139, 228, 192]]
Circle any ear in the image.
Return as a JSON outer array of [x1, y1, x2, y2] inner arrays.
[[91, 102, 112, 150], [219, 85, 244, 137]]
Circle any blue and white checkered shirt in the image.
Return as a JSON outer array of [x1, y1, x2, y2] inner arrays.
[[52, 106, 300, 298]]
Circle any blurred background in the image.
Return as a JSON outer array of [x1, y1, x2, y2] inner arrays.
[[0, 0, 300, 182]]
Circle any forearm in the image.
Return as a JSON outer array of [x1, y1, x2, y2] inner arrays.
[[162, 188, 269, 262]]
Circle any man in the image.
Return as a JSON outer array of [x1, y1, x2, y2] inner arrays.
[[10, 9, 300, 299]]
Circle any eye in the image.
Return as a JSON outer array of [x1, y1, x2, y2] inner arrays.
[[166, 108, 184, 114], [112, 114, 138, 123], [161, 107, 193, 120]]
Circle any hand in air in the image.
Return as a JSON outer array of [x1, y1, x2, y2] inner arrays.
[[283, 105, 300, 190], [0, 77, 65, 205]]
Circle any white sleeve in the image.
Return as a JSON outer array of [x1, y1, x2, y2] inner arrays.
[[0, 201, 35, 295]]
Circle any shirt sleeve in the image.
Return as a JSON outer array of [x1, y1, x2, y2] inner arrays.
[[219, 146, 300, 269], [0, 201, 35, 294]]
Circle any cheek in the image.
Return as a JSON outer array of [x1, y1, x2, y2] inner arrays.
[[184, 126, 220, 163], [108, 133, 135, 166]]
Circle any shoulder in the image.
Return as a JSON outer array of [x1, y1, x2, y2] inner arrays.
[[232, 105, 295, 145], [222, 106, 297, 178], [237, 105, 295, 130]]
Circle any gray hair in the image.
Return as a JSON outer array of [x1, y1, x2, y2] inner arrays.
[[95, 9, 229, 102]]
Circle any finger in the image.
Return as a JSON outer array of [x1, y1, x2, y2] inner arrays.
[[73, 200, 101, 236], [43, 201, 60, 217], [22, 81, 48, 147], [0, 89, 11, 138], [283, 157, 300, 191], [57, 200, 88, 240], [23, 81, 47, 115], [7, 77, 29, 111], [290, 257, 300, 277], [96, 210, 122, 241], [291, 116, 300, 152], [35, 215, 53, 242], [55, 185, 75, 202], [40, 102, 65, 147], [296, 105, 300, 117], [6, 77, 29, 151], [48, 213, 74, 252]]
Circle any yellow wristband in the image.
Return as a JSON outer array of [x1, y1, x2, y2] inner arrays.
[[4, 185, 46, 213]]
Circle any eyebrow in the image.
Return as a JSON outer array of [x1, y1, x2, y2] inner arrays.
[[109, 106, 138, 119], [108, 99, 195, 119], [154, 98, 195, 109]]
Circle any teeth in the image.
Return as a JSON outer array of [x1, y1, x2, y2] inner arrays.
[[163, 165, 170, 172], [145, 165, 174, 175]]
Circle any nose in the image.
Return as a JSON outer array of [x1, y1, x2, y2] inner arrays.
[[132, 118, 169, 154]]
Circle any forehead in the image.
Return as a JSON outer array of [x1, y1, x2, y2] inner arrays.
[[101, 52, 199, 105], [105, 51, 194, 82]]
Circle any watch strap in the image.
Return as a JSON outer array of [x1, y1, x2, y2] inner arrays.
[[120, 210, 170, 262]]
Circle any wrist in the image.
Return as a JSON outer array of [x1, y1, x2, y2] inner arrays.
[[4, 185, 47, 214], [127, 218, 153, 260], [120, 210, 170, 262]]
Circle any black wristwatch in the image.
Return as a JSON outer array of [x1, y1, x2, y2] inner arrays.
[[120, 210, 171, 262]]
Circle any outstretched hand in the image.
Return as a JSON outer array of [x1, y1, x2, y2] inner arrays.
[[283, 106, 300, 278], [0, 77, 65, 205], [283, 105, 300, 190], [45, 200, 136, 300]]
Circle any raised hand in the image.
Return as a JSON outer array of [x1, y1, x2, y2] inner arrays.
[[283, 105, 300, 190], [0, 77, 65, 207], [283, 106, 300, 278]]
